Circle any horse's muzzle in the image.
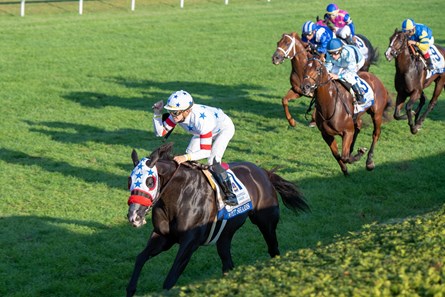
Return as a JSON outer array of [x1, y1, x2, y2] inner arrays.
[[127, 204, 148, 228], [384, 47, 394, 61], [272, 53, 284, 65]]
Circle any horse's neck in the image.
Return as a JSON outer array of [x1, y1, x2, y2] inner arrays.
[[315, 78, 339, 114], [396, 49, 424, 77], [291, 56, 305, 77]]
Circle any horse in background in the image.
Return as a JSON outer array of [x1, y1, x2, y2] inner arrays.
[[126, 143, 309, 296], [272, 32, 313, 127], [301, 58, 391, 176], [385, 29, 445, 134]]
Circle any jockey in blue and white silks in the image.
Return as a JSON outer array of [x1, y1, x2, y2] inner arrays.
[[301, 21, 333, 60], [325, 38, 366, 104]]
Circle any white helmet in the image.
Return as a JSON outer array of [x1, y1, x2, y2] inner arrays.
[[164, 90, 194, 111]]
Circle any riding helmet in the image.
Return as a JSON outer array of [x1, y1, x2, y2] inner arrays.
[[164, 90, 194, 111], [302, 21, 316, 35], [402, 19, 416, 32], [326, 3, 339, 15], [327, 38, 343, 53]]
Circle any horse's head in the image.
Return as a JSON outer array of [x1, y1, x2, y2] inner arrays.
[[301, 58, 327, 96], [385, 29, 408, 61], [127, 143, 174, 228], [272, 33, 308, 65]]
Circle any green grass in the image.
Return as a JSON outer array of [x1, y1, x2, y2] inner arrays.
[[0, 0, 444, 296]]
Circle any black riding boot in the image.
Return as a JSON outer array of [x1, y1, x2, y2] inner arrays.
[[211, 162, 238, 206], [425, 57, 434, 70], [351, 83, 365, 104]]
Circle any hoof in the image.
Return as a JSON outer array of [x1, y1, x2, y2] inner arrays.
[[366, 161, 375, 171], [288, 119, 297, 127]]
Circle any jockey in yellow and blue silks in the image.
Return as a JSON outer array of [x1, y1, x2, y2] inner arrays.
[[301, 21, 333, 61], [402, 18, 434, 70]]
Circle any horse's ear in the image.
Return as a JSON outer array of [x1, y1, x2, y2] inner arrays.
[[131, 149, 139, 167]]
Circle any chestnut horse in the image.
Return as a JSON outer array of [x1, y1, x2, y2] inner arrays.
[[272, 32, 378, 127], [385, 29, 445, 134], [126, 143, 309, 296], [272, 32, 312, 127], [301, 58, 391, 176]]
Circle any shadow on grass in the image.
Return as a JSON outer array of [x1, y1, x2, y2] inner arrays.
[[62, 78, 314, 124]]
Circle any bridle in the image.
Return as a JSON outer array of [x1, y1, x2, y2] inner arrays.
[[387, 31, 408, 58], [303, 58, 343, 121], [302, 58, 331, 91], [276, 34, 307, 59]]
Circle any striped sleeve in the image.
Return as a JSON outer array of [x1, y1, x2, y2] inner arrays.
[[153, 115, 176, 137]]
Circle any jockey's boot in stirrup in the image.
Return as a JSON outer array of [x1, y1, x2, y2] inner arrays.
[[352, 83, 366, 104], [425, 57, 434, 70], [211, 162, 238, 206]]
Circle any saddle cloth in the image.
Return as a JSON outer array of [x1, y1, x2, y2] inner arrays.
[[353, 75, 374, 114], [202, 167, 252, 245], [202, 167, 252, 220], [426, 45, 445, 79]]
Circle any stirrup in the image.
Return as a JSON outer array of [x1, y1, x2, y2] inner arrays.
[[224, 194, 238, 206]]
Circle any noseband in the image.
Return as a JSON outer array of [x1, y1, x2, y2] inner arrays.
[[387, 32, 408, 58], [303, 58, 331, 90], [277, 34, 307, 59]]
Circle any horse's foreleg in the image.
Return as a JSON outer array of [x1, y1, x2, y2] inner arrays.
[[414, 80, 444, 133], [282, 89, 300, 127], [322, 132, 348, 176], [393, 93, 407, 120], [406, 90, 424, 134], [413, 91, 426, 123], [126, 232, 174, 297], [216, 216, 248, 273], [163, 235, 202, 290]]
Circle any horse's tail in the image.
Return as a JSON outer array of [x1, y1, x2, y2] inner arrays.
[[358, 34, 379, 66], [267, 169, 310, 213]]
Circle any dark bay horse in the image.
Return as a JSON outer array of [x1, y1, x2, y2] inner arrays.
[[385, 29, 445, 134], [301, 58, 391, 176], [126, 143, 309, 296], [272, 32, 312, 127]]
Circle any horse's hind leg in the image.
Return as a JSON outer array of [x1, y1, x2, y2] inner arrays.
[[251, 206, 280, 257], [413, 80, 444, 133], [127, 232, 174, 297], [366, 113, 382, 171]]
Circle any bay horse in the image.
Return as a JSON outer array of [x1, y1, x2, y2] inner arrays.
[[301, 58, 391, 176], [126, 143, 309, 296], [385, 29, 445, 134], [272, 32, 312, 127]]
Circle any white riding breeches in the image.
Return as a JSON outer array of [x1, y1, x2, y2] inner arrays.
[[185, 121, 235, 165]]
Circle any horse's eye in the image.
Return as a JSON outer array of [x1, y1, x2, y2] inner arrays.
[[146, 176, 155, 189], [127, 176, 131, 190]]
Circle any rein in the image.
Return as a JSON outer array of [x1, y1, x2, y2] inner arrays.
[[304, 58, 343, 121], [152, 161, 182, 205]]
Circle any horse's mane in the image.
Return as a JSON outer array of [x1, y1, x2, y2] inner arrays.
[[147, 142, 174, 167], [147, 142, 208, 170]]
